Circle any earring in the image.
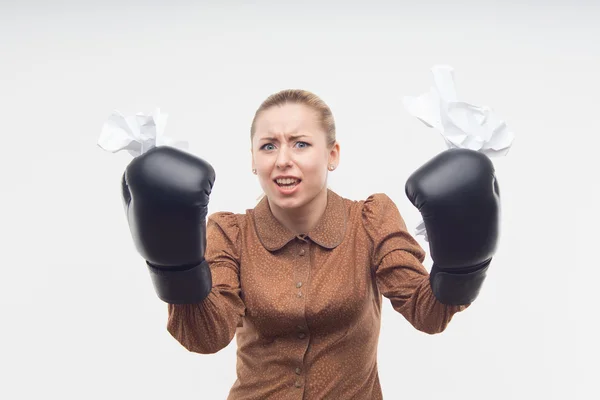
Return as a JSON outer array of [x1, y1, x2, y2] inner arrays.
[[328, 164, 335, 171], [252, 169, 257, 174]]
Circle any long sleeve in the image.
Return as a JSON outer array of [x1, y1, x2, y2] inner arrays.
[[361, 193, 468, 335], [166, 212, 246, 354]]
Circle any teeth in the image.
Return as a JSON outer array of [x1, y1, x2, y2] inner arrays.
[[276, 178, 299, 185]]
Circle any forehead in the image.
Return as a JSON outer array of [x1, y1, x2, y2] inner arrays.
[[254, 103, 322, 140]]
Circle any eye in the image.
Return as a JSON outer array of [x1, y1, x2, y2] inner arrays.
[[260, 143, 275, 151], [295, 141, 310, 149]]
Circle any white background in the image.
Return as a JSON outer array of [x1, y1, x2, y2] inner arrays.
[[1, 0, 599, 399]]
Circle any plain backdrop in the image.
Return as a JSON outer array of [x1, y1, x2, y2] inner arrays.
[[1, 1, 599, 399]]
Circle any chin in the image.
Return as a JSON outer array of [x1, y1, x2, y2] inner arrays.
[[269, 194, 305, 209]]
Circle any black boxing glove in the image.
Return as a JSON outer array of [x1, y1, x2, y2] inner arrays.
[[122, 146, 215, 304], [405, 148, 500, 305]]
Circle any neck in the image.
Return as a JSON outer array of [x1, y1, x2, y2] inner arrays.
[[269, 188, 329, 235]]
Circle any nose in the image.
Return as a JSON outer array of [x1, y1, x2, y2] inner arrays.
[[275, 145, 292, 169]]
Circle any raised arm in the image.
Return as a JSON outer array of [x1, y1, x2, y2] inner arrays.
[[362, 192, 467, 335], [121, 145, 245, 353]]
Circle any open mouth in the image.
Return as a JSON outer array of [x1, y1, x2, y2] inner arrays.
[[274, 178, 301, 190]]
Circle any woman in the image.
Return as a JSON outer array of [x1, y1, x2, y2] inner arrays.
[[122, 89, 499, 399]]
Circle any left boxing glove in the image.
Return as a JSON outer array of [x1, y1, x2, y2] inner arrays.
[[405, 148, 500, 305], [122, 145, 216, 304]]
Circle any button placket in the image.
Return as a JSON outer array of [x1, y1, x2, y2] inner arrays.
[[293, 238, 310, 301], [292, 237, 311, 388]]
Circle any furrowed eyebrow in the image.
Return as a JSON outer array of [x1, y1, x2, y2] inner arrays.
[[260, 134, 310, 142]]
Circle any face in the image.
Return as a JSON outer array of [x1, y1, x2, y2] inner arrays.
[[251, 103, 340, 211]]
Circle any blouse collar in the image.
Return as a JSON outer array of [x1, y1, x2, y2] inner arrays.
[[251, 189, 347, 251]]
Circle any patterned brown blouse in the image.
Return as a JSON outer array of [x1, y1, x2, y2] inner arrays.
[[166, 189, 469, 399]]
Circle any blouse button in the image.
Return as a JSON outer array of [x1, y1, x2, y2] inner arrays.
[[295, 367, 301, 375], [299, 248, 306, 256], [298, 332, 306, 339], [296, 282, 302, 288], [295, 380, 302, 388]]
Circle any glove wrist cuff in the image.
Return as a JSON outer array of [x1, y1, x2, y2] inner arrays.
[[429, 259, 491, 305], [146, 259, 212, 304]]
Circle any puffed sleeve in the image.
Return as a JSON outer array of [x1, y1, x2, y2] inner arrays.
[[362, 193, 469, 334], [166, 212, 246, 354]]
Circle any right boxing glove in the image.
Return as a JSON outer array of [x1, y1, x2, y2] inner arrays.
[[122, 145, 215, 304]]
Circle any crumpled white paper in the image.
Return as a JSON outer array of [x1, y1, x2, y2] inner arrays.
[[403, 65, 515, 241], [97, 108, 188, 157]]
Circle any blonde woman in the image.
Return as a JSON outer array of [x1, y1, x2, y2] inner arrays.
[[121, 89, 499, 399]]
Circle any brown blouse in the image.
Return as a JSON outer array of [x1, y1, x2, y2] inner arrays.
[[167, 189, 469, 399]]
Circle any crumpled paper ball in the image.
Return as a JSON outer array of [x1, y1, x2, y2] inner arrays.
[[97, 108, 188, 157], [403, 64, 514, 157]]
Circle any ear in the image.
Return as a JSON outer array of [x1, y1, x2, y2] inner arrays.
[[250, 148, 256, 170], [328, 141, 340, 166]]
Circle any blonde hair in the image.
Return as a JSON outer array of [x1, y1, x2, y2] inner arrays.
[[250, 89, 337, 203], [250, 89, 337, 149]]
